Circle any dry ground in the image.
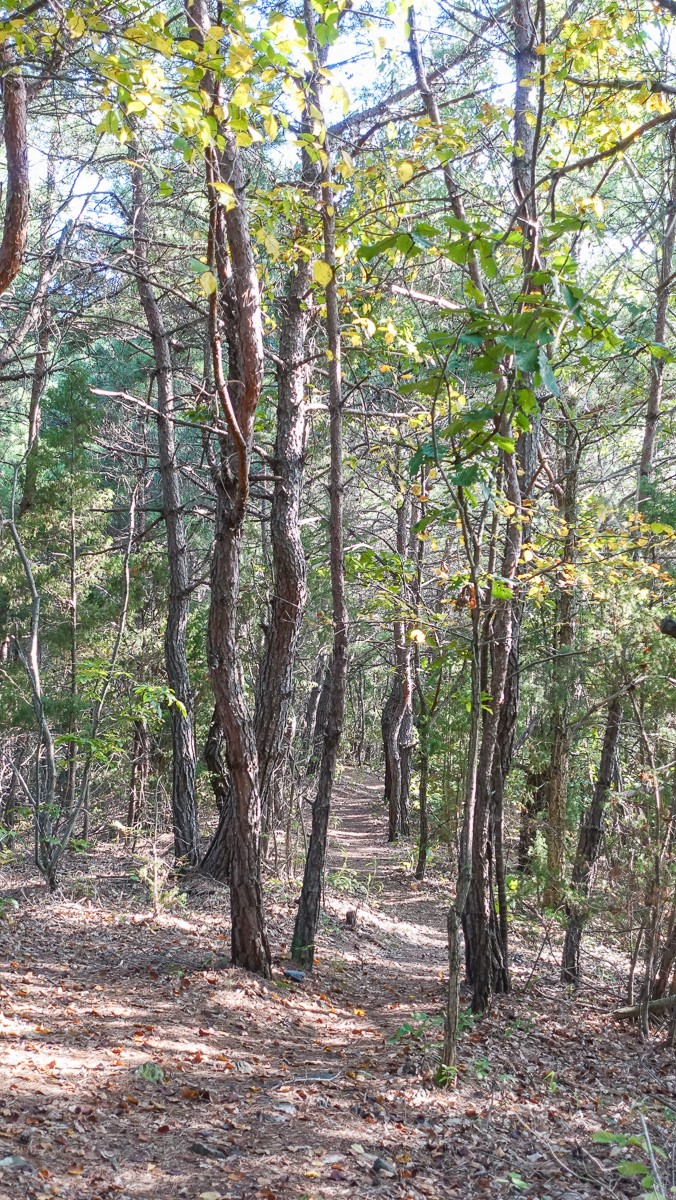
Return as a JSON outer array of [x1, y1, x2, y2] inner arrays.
[[2, 769, 676, 1200]]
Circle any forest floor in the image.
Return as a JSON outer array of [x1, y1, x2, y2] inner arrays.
[[2, 769, 676, 1200]]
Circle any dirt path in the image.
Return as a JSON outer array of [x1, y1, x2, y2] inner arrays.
[[1, 770, 674, 1200]]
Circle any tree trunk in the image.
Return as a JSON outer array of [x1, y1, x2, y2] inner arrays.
[[544, 422, 579, 907], [254, 102, 318, 832], [308, 658, 332, 775], [638, 127, 676, 500], [465, 451, 523, 1014], [185, 0, 272, 975], [205, 706, 229, 816], [0, 49, 29, 296], [292, 8, 348, 967], [414, 706, 430, 880], [127, 719, 150, 830], [399, 705, 414, 837], [130, 155, 199, 867], [561, 693, 622, 985], [518, 768, 549, 871]]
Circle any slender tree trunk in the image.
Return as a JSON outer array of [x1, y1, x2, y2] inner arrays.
[[443, 605, 481, 1071], [638, 127, 676, 500], [465, 451, 523, 1014], [303, 655, 326, 753], [561, 693, 622, 984], [205, 706, 229, 816], [188, 0, 270, 975], [308, 659, 332, 775], [415, 706, 430, 881], [545, 423, 579, 907], [130, 156, 199, 867], [18, 309, 49, 517], [292, 6, 348, 966], [0, 48, 29, 296], [254, 100, 318, 832], [200, 707, 233, 882], [127, 719, 150, 830], [518, 768, 549, 870], [399, 705, 414, 837]]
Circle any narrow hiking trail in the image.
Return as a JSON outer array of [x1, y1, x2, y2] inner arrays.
[[1, 771, 675, 1200]]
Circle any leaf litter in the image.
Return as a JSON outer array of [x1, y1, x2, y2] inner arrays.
[[1, 769, 674, 1199]]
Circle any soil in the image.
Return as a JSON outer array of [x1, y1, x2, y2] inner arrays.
[[1, 769, 675, 1200]]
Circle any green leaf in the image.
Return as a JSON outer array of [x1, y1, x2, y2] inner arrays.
[[617, 1162, 649, 1177], [409, 441, 436, 474], [562, 282, 584, 323], [538, 346, 560, 396], [492, 579, 513, 599], [449, 463, 479, 487]]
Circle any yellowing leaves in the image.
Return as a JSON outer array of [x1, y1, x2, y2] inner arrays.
[[199, 270, 217, 297], [67, 12, 86, 38], [313, 260, 333, 287], [409, 629, 426, 644], [396, 160, 414, 185]]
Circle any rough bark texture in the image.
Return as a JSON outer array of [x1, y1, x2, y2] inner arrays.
[[130, 157, 199, 867], [188, 0, 271, 976], [200, 708, 233, 883], [561, 693, 622, 984], [254, 104, 318, 832], [0, 53, 29, 295], [292, 5, 348, 967], [308, 659, 332, 775]]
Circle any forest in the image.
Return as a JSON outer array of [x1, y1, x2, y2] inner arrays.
[[3, 0, 676, 1196]]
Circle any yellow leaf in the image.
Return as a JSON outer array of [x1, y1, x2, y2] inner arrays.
[[231, 82, 249, 108], [199, 270, 217, 296], [409, 629, 426, 644], [313, 260, 333, 287], [397, 160, 414, 184]]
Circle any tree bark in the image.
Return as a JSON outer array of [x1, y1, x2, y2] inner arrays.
[[308, 658, 332, 775], [254, 93, 319, 833], [188, 0, 270, 976], [518, 768, 549, 870], [561, 693, 622, 985], [638, 127, 676, 500], [200, 707, 233, 883], [292, 2, 348, 967], [465, 450, 523, 1014], [544, 422, 579, 907], [127, 719, 150, 830], [0, 50, 29, 295], [130, 155, 199, 867]]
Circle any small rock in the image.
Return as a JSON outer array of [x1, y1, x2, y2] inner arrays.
[[0, 1156, 30, 1170], [283, 968, 305, 983], [272, 1101, 296, 1116], [372, 1157, 397, 1177], [188, 1142, 226, 1160]]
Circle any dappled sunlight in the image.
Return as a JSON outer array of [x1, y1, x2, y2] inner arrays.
[[1, 772, 674, 1200]]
